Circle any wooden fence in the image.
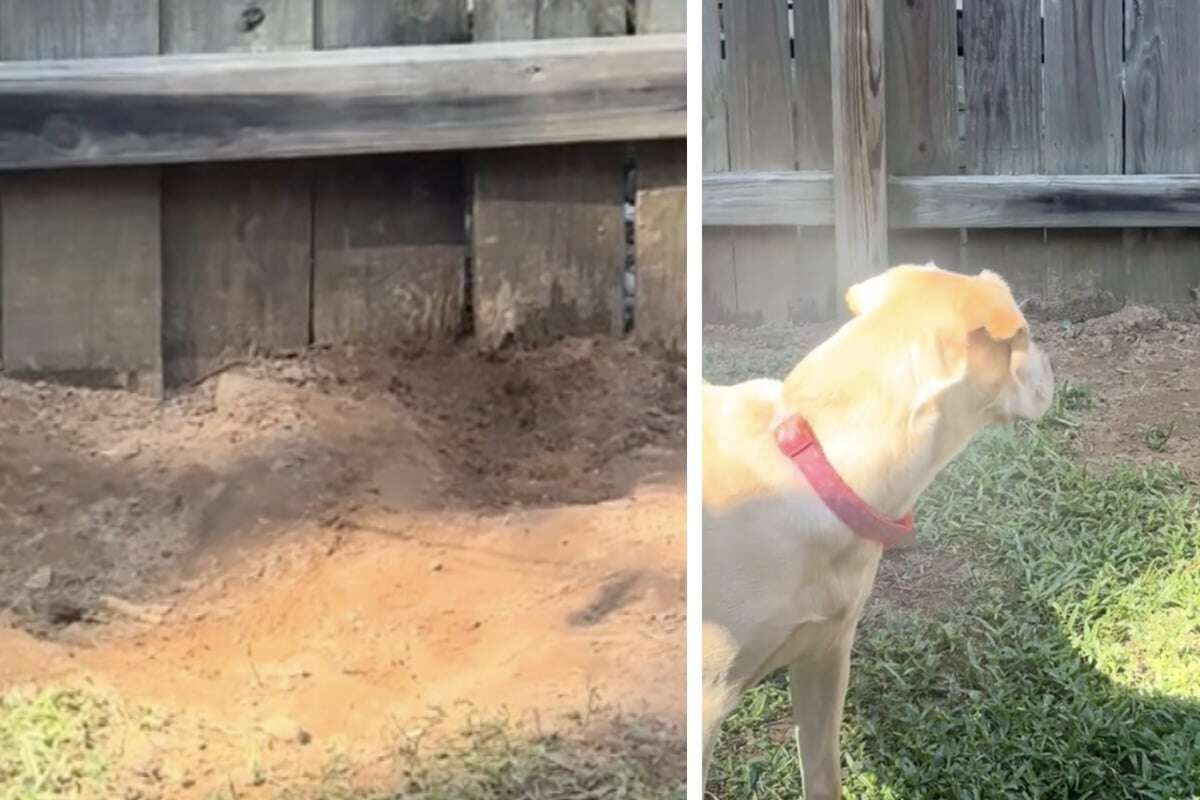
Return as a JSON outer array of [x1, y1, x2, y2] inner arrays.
[[0, 0, 685, 395], [703, 0, 1200, 326]]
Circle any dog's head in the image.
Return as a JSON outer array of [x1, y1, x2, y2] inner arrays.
[[846, 263, 1054, 428]]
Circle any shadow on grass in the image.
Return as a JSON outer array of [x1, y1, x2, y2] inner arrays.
[[709, 396, 1200, 799]]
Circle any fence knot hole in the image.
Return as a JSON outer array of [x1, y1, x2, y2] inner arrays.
[[240, 6, 266, 32]]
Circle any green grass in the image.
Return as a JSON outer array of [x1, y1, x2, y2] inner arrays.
[[0, 688, 682, 800], [0, 687, 119, 800], [705, 327, 1200, 799]]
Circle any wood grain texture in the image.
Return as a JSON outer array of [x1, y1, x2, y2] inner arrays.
[[472, 144, 625, 346], [1044, 0, 1121, 175], [700, 0, 736, 323], [722, 0, 803, 324], [320, 0, 470, 47], [1, 170, 161, 389], [0, 0, 158, 58], [471, 1, 628, 349], [1124, 0, 1200, 310], [831, 0, 888, 310], [474, 0, 625, 41], [793, 0, 833, 169], [963, 0, 1041, 175], [790, 0, 837, 321], [160, 3, 313, 386], [0, 35, 686, 169], [635, 141, 685, 351], [161, 0, 313, 53], [637, 0, 685, 34], [704, 172, 1200, 229], [1042, 0, 1125, 320], [0, 0, 161, 392], [962, 0, 1042, 313], [633, 0, 684, 347], [885, 0, 960, 273], [162, 163, 312, 383], [1126, 0, 1200, 174], [313, 0, 468, 348]]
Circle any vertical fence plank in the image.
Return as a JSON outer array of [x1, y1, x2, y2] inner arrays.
[[0, 0, 161, 393], [885, 0, 961, 272], [313, 1, 468, 348], [1124, 0, 1200, 312], [635, 1, 685, 351], [160, 0, 314, 385], [830, 0, 887, 311], [1040, 0, 1125, 319], [792, 0, 837, 320], [724, 0, 802, 325], [319, 0, 470, 47], [472, 0, 627, 349], [961, 0, 1044, 301], [638, 0, 685, 34], [701, 0, 737, 324], [161, 0, 312, 52]]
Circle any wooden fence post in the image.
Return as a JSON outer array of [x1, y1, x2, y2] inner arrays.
[[830, 0, 887, 318]]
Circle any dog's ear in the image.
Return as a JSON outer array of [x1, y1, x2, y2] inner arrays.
[[970, 270, 1026, 342]]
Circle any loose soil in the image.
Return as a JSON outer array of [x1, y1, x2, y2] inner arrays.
[[0, 338, 685, 798]]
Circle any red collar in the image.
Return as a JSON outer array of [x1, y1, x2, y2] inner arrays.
[[774, 415, 914, 548]]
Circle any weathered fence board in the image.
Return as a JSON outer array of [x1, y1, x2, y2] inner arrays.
[[723, 0, 802, 325], [792, 0, 837, 321], [635, 1, 685, 350], [1042, 0, 1124, 318], [319, 0, 470, 47], [884, 0, 960, 272], [1124, 0, 1200, 309], [160, 0, 313, 385], [635, 141, 686, 351], [700, 0, 735, 324], [0, 0, 162, 393], [830, 0, 887, 313], [961, 0, 1044, 301], [472, 0, 626, 349], [313, 0, 468, 347], [638, 0, 686, 35], [706, 172, 1200, 230], [0, 35, 686, 170], [161, 0, 313, 53]]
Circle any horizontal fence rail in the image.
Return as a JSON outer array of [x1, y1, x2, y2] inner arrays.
[[0, 34, 685, 170], [704, 172, 1200, 229]]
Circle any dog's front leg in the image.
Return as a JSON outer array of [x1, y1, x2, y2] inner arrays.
[[788, 634, 853, 799]]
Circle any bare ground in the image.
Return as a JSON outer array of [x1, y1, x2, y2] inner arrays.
[[0, 337, 685, 798]]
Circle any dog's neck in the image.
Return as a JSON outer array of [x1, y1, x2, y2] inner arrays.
[[779, 322, 982, 520]]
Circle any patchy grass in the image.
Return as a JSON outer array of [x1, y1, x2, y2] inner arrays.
[[0, 687, 119, 799], [0, 688, 682, 800], [704, 325, 1200, 799]]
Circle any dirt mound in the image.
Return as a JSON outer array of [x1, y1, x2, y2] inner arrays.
[[0, 338, 683, 637], [0, 337, 684, 798]]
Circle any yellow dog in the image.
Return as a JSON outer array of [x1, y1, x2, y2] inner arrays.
[[702, 264, 1054, 796]]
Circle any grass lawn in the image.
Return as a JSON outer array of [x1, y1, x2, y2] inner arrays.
[[705, 328, 1200, 799], [0, 688, 683, 800]]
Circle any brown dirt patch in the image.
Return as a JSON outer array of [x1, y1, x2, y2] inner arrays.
[[1033, 307, 1200, 474], [0, 337, 684, 798]]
